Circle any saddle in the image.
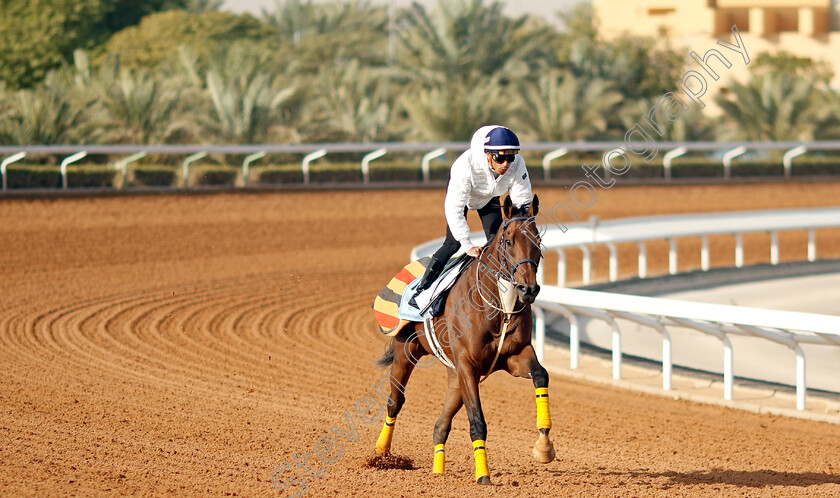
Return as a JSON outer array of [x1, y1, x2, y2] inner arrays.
[[372, 255, 472, 336]]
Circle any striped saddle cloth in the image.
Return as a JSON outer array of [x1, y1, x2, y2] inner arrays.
[[372, 257, 430, 336], [372, 255, 471, 336]]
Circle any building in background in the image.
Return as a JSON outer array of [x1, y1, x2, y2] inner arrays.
[[593, 0, 840, 89]]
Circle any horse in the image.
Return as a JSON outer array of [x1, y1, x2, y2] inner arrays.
[[374, 193, 555, 485]]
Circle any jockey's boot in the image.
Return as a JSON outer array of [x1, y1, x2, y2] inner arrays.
[[408, 256, 446, 308]]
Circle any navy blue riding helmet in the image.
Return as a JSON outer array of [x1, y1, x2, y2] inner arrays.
[[484, 127, 520, 151]]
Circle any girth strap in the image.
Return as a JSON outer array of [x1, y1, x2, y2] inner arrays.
[[480, 313, 511, 384], [423, 316, 456, 369]]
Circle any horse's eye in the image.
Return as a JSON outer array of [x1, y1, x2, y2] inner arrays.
[[505, 238, 512, 247]]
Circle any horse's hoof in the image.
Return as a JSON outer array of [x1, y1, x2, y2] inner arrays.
[[532, 434, 556, 464], [476, 475, 493, 485]]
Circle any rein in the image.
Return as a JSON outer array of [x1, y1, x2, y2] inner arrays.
[[475, 215, 541, 383]]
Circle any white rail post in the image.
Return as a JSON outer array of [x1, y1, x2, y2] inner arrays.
[[421, 147, 446, 183], [542, 148, 568, 181], [807, 229, 816, 261], [534, 307, 546, 362], [723, 335, 734, 401], [700, 235, 710, 271], [61, 151, 88, 189], [637, 242, 647, 278], [661, 325, 672, 391], [1, 152, 26, 191], [361, 148, 387, 184], [722, 145, 746, 180], [663, 146, 687, 181], [795, 344, 806, 411], [783, 145, 806, 180], [242, 151, 266, 188], [734, 233, 744, 268], [609, 315, 622, 380], [568, 311, 580, 370], [580, 245, 592, 285], [668, 238, 678, 275], [182, 151, 207, 188], [556, 249, 566, 287], [607, 242, 618, 282], [770, 231, 779, 265], [115, 151, 147, 189], [302, 149, 327, 185]]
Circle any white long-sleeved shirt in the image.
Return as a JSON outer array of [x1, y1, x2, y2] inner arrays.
[[444, 125, 533, 252]]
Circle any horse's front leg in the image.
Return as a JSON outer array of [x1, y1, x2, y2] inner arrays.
[[459, 363, 492, 485], [506, 345, 556, 464]]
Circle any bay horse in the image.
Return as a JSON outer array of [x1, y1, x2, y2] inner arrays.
[[374, 194, 555, 485]]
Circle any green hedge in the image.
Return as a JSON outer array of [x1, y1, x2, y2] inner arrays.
[[4, 165, 117, 189], [542, 156, 840, 180], [190, 165, 238, 187], [130, 166, 177, 187]]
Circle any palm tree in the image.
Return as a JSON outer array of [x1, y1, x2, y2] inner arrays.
[[95, 68, 193, 144], [814, 88, 840, 140], [56, 51, 196, 145], [262, 0, 389, 69], [197, 43, 299, 144], [305, 60, 400, 142], [617, 97, 717, 143], [395, 0, 555, 140], [0, 82, 14, 145], [715, 71, 831, 142], [513, 69, 622, 142], [400, 72, 512, 141], [397, 0, 554, 84], [2, 72, 94, 145]]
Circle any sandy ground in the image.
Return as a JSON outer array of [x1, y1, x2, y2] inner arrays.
[[2, 182, 840, 497]]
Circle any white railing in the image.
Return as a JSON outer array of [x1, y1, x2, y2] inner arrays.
[[4, 140, 840, 191], [534, 286, 840, 411], [411, 207, 840, 411]]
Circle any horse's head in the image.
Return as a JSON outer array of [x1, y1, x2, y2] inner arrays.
[[491, 194, 542, 305]]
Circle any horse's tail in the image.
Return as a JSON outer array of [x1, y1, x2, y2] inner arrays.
[[375, 338, 395, 369]]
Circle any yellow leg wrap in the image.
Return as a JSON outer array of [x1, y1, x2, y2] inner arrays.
[[473, 440, 489, 482], [535, 387, 552, 430], [375, 416, 396, 454], [432, 444, 445, 474]]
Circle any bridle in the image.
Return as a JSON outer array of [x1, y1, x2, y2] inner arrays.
[[495, 216, 541, 285], [475, 216, 542, 307]]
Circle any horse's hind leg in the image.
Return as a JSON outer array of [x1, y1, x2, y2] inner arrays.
[[375, 326, 425, 454], [432, 368, 463, 474]]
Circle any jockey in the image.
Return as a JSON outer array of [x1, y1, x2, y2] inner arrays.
[[409, 125, 533, 307]]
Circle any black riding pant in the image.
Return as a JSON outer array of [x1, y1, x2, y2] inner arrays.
[[432, 197, 502, 263]]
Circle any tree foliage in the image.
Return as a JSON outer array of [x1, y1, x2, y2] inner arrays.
[[715, 71, 833, 142], [0, 0, 108, 89], [0, 0, 213, 89], [99, 10, 277, 72], [1, 0, 839, 146]]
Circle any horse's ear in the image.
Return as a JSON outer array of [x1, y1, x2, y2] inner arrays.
[[502, 195, 514, 219], [529, 194, 539, 217]]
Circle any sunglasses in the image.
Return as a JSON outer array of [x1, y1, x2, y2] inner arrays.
[[489, 152, 516, 164]]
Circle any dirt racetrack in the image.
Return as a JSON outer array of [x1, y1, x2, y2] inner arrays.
[[2, 182, 840, 497]]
